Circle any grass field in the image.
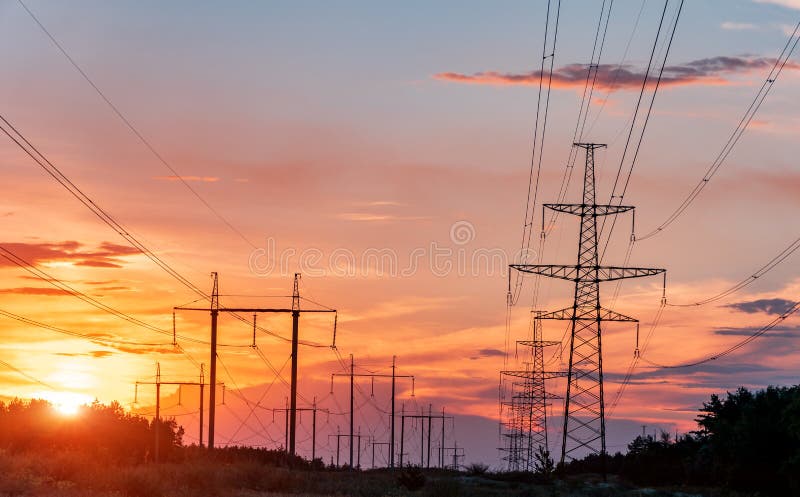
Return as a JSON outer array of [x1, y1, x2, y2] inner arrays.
[[0, 448, 752, 497]]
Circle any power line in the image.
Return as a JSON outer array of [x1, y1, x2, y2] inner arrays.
[[667, 233, 800, 307], [599, 0, 682, 261], [0, 113, 205, 297], [0, 307, 171, 348], [0, 245, 248, 348], [603, 16, 799, 410], [226, 354, 292, 444], [0, 245, 174, 336], [640, 300, 800, 369], [0, 358, 56, 390], [16, 0, 260, 251], [638, 19, 800, 240], [584, 0, 647, 137], [514, 0, 563, 303], [0, 112, 319, 347], [520, 0, 615, 310]]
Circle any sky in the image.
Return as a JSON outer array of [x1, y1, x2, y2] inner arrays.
[[0, 0, 799, 468]]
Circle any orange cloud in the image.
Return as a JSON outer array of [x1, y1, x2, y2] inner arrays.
[[0, 241, 140, 269], [434, 56, 800, 90], [153, 175, 219, 182], [0, 287, 70, 296]]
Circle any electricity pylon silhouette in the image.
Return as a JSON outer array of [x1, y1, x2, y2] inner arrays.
[[500, 311, 566, 471], [511, 143, 665, 468], [500, 313, 563, 471]]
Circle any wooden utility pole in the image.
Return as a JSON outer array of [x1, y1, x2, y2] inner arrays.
[[269, 396, 327, 460], [331, 355, 414, 468], [135, 363, 218, 461], [174, 272, 336, 453], [400, 407, 453, 468], [329, 428, 364, 468]]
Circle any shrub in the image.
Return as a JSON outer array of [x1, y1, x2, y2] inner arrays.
[[397, 466, 426, 491], [465, 462, 489, 476]]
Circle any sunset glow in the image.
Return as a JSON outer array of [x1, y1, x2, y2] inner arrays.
[[37, 391, 93, 416]]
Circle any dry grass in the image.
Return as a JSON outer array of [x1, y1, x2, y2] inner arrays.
[[0, 449, 736, 497]]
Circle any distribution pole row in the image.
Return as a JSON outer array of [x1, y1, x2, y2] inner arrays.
[[134, 362, 223, 462], [174, 272, 336, 454], [398, 404, 453, 468]]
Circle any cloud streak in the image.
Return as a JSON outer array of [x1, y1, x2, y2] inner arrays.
[[433, 56, 800, 90], [153, 175, 219, 182], [0, 287, 70, 296], [726, 298, 797, 315], [0, 241, 140, 269], [721, 22, 758, 30]]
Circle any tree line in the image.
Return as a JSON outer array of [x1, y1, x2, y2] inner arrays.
[[563, 384, 800, 495]]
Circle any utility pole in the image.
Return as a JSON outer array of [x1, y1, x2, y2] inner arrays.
[[426, 404, 432, 468], [510, 143, 665, 471], [285, 397, 289, 450], [441, 444, 465, 471], [357, 426, 362, 468], [174, 273, 336, 453], [199, 364, 205, 448], [371, 440, 391, 469], [135, 363, 218, 461], [441, 407, 446, 468], [331, 355, 414, 469], [350, 355, 354, 468], [209, 272, 219, 450], [400, 404, 405, 468], [269, 397, 327, 459], [400, 407, 453, 468], [329, 428, 364, 468], [155, 362, 160, 463]]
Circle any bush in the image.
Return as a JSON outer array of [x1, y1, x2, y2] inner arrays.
[[466, 462, 489, 476], [397, 466, 426, 491]]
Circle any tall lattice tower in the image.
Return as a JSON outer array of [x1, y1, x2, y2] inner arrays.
[[500, 313, 563, 471], [511, 143, 665, 466]]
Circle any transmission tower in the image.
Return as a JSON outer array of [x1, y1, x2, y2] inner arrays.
[[499, 313, 562, 471], [510, 143, 665, 467]]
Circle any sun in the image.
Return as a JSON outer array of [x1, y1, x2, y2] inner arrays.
[[38, 391, 93, 416]]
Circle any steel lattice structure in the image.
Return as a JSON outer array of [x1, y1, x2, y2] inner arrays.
[[499, 314, 564, 471], [510, 143, 665, 466]]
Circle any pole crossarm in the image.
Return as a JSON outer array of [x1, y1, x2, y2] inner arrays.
[[331, 359, 415, 470], [175, 307, 335, 313], [510, 264, 664, 282], [533, 307, 638, 322], [544, 203, 634, 217], [136, 381, 220, 387]]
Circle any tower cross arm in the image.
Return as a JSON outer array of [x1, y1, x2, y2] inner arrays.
[[500, 370, 568, 380], [510, 264, 664, 282], [544, 204, 634, 216], [533, 307, 638, 322]]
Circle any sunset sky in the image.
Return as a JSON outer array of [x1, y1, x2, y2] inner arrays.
[[1, 0, 799, 467]]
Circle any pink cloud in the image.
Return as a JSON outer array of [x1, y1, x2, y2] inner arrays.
[[434, 56, 800, 90]]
